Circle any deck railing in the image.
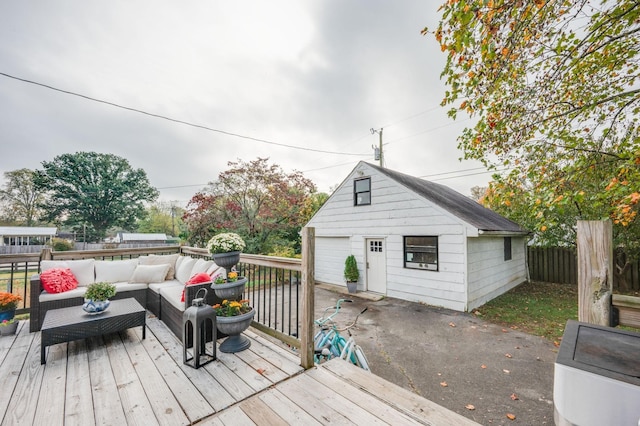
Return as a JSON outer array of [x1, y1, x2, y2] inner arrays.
[[0, 244, 308, 354]]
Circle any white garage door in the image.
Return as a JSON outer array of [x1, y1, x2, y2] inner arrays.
[[314, 237, 351, 285]]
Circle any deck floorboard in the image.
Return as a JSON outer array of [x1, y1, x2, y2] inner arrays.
[[0, 318, 478, 425]]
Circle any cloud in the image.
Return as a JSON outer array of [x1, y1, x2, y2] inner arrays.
[[0, 1, 489, 206]]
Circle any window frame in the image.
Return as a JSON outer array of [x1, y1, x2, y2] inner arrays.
[[504, 237, 512, 261], [353, 177, 371, 206], [403, 236, 439, 271]]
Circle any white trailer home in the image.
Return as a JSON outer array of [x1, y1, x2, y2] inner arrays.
[[306, 161, 530, 312]]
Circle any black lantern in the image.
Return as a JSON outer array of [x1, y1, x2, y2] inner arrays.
[[183, 288, 217, 368]]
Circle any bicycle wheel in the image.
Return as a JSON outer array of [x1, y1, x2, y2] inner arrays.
[[339, 337, 359, 365], [353, 345, 371, 372]]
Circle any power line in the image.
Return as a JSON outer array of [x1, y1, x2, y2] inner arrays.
[[381, 106, 442, 129], [0, 71, 363, 156]]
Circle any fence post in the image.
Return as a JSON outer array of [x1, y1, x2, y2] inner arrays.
[[40, 247, 52, 261], [577, 220, 613, 326], [300, 226, 315, 369]]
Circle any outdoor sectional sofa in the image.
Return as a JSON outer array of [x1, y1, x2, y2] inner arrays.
[[29, 254, 224, 341]]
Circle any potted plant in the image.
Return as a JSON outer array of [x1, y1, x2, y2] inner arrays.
[[207, 232, 246, 271], [211, 271, 247, 300], [212, 299, 255, 353], [0, 292, 22, 322], [83, 282, 117, 314], [0, 318, 18, 336], [344, 255, 359, 293]]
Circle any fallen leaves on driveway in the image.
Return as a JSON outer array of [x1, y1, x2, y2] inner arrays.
[[449, 322, 456, 327], [505, 353, 513, 358], [510, 393, 519, 400], [506, 413, 516, 420], [440, 381, 448, 387], [465, 404, 475, 410]]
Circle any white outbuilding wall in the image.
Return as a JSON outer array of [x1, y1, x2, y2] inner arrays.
[[307, 162, 528, 312]]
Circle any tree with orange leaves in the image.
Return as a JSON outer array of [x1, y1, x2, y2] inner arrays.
[[426, 1, 640, 288]]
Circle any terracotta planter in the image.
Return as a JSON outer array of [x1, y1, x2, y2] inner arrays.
[[216, 308, 255, 353]]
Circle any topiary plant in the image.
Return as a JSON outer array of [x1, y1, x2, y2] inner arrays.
[[344, 255, 359, 283]]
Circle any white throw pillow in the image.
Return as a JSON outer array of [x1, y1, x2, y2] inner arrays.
[[95, 259, 138, 283], [138, 253, 179, 280], [41, 258, 95, 287], [206, 262, 223, 277], [190, 258, 213, 275], [175, 257, 197, 284], [130, 264, 171, 284]]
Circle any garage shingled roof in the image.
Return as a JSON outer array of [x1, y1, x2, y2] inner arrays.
[[368, 162, 528, 234]]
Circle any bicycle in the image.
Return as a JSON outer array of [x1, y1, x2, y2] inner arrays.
[[313, 299, 371, 371]]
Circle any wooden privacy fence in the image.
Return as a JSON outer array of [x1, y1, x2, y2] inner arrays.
[[528, 246, 640, 291]]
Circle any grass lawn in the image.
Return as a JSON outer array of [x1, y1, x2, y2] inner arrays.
[[472, 281, 578, 343]]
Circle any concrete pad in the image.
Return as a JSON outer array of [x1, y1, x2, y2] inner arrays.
[[314, 285, 557, 425]]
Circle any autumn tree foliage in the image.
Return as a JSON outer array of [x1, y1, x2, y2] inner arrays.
[[427, 1, 640, 262], [183, 158, 317, 254]]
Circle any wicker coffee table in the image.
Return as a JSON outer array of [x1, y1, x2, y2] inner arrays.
[[41, 297, 146, 364]]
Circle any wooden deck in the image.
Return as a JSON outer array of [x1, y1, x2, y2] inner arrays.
[[0, 318, 478, 426]]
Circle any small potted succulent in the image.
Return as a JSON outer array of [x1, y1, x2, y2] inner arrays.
[[83, 282, 117, 314], [344, 255, 359, 293]]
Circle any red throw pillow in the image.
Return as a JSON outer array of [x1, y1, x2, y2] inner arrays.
[[186, 272, 212, 285], [40, 268, 79, 294], [182, 273, 212, 302]]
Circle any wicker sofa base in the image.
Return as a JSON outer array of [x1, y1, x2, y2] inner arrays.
[[159, 284, 222, 343], [30, 274, 221, 347]]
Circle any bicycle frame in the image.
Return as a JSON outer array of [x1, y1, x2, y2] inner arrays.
[[313, 299, 370, 371]]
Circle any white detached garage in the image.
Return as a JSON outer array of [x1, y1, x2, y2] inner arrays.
[[306, 161, 530, 312]]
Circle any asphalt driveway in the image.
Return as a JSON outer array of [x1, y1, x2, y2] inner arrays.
[[314, 285, 557, 425]]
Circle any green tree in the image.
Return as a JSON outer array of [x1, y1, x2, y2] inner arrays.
[[0, 168, 45, 226], [34, 152, 158, 241], [183, 158, 316, 253], [137, 202, 185, 237], [427, 1, 640, 270]]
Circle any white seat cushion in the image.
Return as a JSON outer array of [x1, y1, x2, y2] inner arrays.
[[39, 287, 87, 302], [159, 285, 186, 311]]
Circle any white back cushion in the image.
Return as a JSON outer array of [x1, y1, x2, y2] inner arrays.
[[95, 259, 138, 283]]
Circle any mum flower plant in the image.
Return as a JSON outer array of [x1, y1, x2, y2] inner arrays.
[[0, 292, 22, 311], [212, 299, 252, 317], [207, 232, 246, 255]]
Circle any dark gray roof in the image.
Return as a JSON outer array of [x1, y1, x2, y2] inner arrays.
[[367, 162, 528, 234]]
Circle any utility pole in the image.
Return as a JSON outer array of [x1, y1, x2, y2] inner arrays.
[[370, 127, 384, 167]]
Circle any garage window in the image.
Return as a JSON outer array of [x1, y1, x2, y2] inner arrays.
[[354, 177, 371, 206], [504, 237, 512, 261], [404, 236, 438, 271]]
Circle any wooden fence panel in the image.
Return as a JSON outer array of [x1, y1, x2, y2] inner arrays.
[[528, 246, 640, 291]]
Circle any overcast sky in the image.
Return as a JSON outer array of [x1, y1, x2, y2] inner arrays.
[[0, 1, 488, 206]]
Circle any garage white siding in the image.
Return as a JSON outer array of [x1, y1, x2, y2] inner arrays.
[[314, 237, 351, 286], [466, 236, 528, 310], [306, 161, 528, 312]]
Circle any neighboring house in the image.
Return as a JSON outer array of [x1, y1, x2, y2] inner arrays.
[[306, 161, 529, 312], [0, 226, 57, 246], [114, 233, 168, 244]]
